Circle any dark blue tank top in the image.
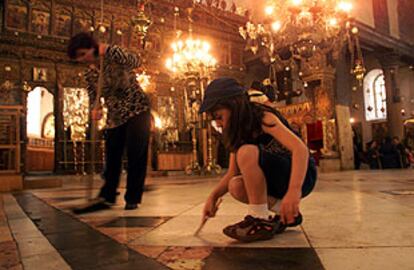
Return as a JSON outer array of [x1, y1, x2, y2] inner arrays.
[[253, 108, 300, 158]]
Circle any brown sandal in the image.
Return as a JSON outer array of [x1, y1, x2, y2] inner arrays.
[[223, 215, 276, 242]]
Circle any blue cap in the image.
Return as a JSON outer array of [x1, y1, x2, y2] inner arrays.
[[199, 78, 246, 113]]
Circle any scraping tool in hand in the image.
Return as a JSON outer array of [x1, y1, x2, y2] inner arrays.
[[194, 198, 223, 236]]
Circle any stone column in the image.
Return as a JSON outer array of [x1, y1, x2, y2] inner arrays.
[[334, 47, 354, 170], [335, 105, 354, 170], [380, 55, 404, 139]]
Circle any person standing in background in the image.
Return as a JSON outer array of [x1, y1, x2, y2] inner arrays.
[[67, 32, 151, 211]]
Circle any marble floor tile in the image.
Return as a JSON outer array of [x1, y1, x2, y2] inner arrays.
[[0, 225, 13, 242], [131, 214, 309, 248], [7, 218, 44, 240], [100, 216, 171, 228], [303, 212, 414, 248], [98, 227, 150, 244], [69, 203, 195, 218], [203, 247, 324, 270], [158, 246, 213, 261], [78, 216, 118, 227], [316, 247, 414, 270], [128, 245, 168, 259], [2, 203, 27, 221], [22, 251, 71, 270], [16, 236, 56, 258], [156, 247, 213, 270], [7, 263, 24, 270], [0, 240, 20, 269], [160, 258, 205, 270]]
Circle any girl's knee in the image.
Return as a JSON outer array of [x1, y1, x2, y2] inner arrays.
[[236, 144, 259, 167]]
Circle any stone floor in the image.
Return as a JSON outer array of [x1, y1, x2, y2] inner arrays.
[[1, 169, 414, 270]]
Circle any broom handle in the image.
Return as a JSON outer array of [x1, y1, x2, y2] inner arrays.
[[87, 54, 105, 200]]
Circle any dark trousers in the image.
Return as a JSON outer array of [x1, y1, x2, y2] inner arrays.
[[99, 111, 151, 204]]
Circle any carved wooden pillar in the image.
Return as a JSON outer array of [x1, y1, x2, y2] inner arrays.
[[27, 0, 32, 32], [20, 72, 29, 175], [55, 66, 65, 173], [50, 0, 55, 35]]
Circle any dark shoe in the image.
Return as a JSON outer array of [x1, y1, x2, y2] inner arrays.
[[124, 203, 138, 210], [72, 198, 112, 214], [223, 215, 276, 242], [272, 213, 303, 234]]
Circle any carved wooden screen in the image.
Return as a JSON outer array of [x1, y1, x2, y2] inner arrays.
[[0, 106, 22, 174]]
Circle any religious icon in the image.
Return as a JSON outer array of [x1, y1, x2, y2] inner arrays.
[[31, 10, 50, 35], [55, 10, 72, 37], [7, 4, 28, 30], [33, 67, 48, 82]]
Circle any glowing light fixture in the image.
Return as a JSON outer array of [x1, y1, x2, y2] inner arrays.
[[165, 6, 217, 79], [240, 0, 364, 84]]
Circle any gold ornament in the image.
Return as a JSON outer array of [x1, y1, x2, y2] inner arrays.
[[131, 1, 152, 41]]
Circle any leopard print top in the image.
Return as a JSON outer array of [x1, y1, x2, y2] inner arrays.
[[85, 45, 150, 129]]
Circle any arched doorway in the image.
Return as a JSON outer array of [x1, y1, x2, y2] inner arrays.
[[26, 86, 55, 172]]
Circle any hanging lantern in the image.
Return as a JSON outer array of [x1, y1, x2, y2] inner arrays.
[[131, 1, 152, 41], [352, 59, 366, 85]]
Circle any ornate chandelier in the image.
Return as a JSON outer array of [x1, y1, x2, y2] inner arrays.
[[239, 0, 363, 81], [165, 7, 217, 79], [165, 37, 217, 79]]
